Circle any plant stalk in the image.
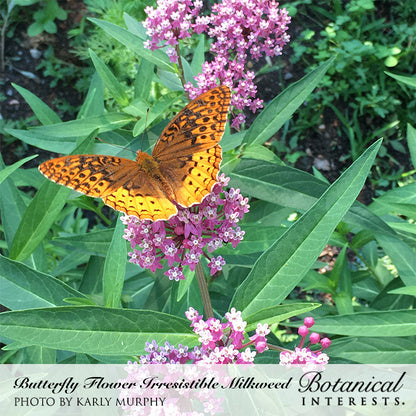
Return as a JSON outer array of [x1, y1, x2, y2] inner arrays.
[[1, 10, 10, 72], [195, 262, 214, 319], [175, 44, 186, 88]]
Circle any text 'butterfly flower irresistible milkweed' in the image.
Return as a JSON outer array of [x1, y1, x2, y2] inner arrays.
[[38, 86, 231, 221]]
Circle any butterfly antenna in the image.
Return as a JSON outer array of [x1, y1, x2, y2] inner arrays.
[[140, 108, 150, 151]]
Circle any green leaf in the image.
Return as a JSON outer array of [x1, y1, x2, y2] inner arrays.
[[0, 156, 45, 270], [6, 113, 134, 153], [0, 254, 87, 310], [375, 234, 416, 286], [67, 196, 111, 225], [53, 229, 114, 256], [78, 72, 105, 118], [9, 182, 71, 261], [21, 346, 56, 364], [89, 49, 129, 106], [103, 216, 127, 308], [14, 0, 40, 6], [0, 155, 38, 185], [12, 83, 61, 125], [190, 36, 205, 76], [329, 244, 350, 291], [30, 113, 133, 138], [369, 183, 416, 216], [388, 286, 416, 297], [49, 250, 91, 278], [229, 159, 394, 236], [64, 297, 97, 306], [330, 337, 416, 364], [0, 307, 197, 355], [333, 292, 354, 315], [177, 268, 195, 302], [89, 18, 175, 73], [216, 224, 286, 255], [300, 310, 416, 337], [157, 68, 183, 91], [220, 130, 244, 152], [242, 144, 284, 165], [10, 167, 44, 189], [244, 303, 320, 331], [134, 59, 155, 101], [371, 278, 414, 311], [229, 161, 321, 211], [244, 58, 334, 146], [123, 13, 147, 39], [407, 124, 416, 169], [144, 272, 172, 312], [27, 21, 43, 37], [79, 256, 105, 294], [385, 71, 416, 88], [231, 140, 381, 317]]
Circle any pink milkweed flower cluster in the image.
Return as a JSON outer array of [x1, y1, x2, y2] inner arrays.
[[143, 0, 205, 63], [139, 307, 270, 364], [121, 175, 249, 279], [143, 0, 291, 128], [279, 317, 331, 371]]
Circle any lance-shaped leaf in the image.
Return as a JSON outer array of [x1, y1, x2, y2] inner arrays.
[[244, 58, 334, 146], [229, 159, 393, 236], [330, 337, 416, 364], [231, 140, 381, 317], [103, 216, 127, 308], [0, 255, 86, 310], [89, 18, 174, 73], [292, 310, 416, 337], [6, 113, 134, 153], [0, 307, 197, 355], [13, 83, 61, 125], [89, 49, 129, 106], [0, 155, 38, 185]]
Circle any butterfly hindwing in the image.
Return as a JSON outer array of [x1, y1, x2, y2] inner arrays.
[[159, 145, 222, 208], [102, 176, 177, 221]]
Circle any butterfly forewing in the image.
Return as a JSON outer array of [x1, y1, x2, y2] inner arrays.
[[39, 155, 136, 197], [39, 154, 177, 220], [152, 85, 231, 161]]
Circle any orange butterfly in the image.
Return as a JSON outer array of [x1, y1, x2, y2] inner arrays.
[[39, 86, 231, 221]]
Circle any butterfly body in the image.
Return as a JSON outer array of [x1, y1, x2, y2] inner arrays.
[[39, 86, 231, 221]]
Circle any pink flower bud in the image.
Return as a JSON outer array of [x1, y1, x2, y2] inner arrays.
[[321, 337, 332, 349], [304, 317, 315, 328], [309, 332, 320, 344], [298, 325, 309, 337]]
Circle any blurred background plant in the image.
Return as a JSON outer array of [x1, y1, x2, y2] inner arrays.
[[281, 0, 416, 185]]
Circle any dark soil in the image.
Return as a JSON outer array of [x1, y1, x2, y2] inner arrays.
[[0, 0, 87, 166]]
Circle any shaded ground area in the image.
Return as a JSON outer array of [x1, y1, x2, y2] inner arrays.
[[1, 0, 86, 166]]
